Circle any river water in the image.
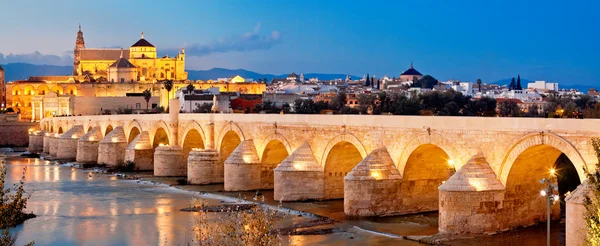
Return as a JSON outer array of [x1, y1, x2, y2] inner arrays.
[[5, 157, 421, 246]]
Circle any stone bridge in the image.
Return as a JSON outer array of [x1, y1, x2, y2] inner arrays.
[[31, 100, 597, 242]]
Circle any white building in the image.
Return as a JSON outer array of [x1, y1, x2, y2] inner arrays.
[[440, 81, 474, 96], [527, 81, 558, 91]]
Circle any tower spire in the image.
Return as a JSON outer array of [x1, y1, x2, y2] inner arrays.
[[410, 62, 413, 69], [141, 32, 144, 39], [120, 48, 123, 58]]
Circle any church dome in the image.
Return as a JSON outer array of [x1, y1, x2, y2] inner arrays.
[[110, 58, 136, 68], [131, 32, 155, 47], [401, 63, 422, 76]]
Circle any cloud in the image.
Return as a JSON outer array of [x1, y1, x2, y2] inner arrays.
[[0, 51, 73, 66], [165, 23, 282, 57]]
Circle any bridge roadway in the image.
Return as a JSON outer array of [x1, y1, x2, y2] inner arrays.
[[31, 100, 595, 243]]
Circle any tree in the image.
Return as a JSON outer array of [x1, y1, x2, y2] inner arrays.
[[193, 103, 213, 113], [525, 104, 541, 117], [516, 75, 522, 90], [377, 79, 381, 90], [497, 100, 522, 117], [562, 101, 579, 118], [164, 80, 174, 101], [329, 91, 347, 111], [584, 138, 600, 244], [464, 97, 497, 116], [142, 89, 152, 110], [476, 78, 482, 92], [357, 94, 375, 114], [508, 77, 516, 90], [413, 75, 438, 89], [186, 83, 195, 94], [365, 73, 371, 87]]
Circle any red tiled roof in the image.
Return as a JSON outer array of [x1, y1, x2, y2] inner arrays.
[[80, 49, 130, 60]]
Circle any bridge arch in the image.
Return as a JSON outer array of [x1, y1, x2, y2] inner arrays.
[[499, 132, 586, 186], [180, 121, 207, 148], [258, 133, 293, 162], [499, 132, 585, 228], [104, 124, 114, 136], [216, 122, 246, 152], [150, 121, 171, 148], [125, 120, 143, 143], [321, 134, 367, 199], [397, 132, 459, 177], [57, 126, 64, 134]]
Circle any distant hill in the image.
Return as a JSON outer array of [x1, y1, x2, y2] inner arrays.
[[1, 63, 73, 81], [0, 63, 360, 82]]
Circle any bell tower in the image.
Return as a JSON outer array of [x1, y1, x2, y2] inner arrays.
[[0, 65, 5, 108], [73, 24, 85, 75]]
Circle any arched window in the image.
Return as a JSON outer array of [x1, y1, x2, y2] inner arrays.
[[121, 78, 125, 83], [142, 68, 147, 76], [142, 54, 146, 58], [70, 90, 74, 95]]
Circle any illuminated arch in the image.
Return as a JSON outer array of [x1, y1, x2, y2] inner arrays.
[[258, 133, 292, 162], [397, 132, 459, 177], [322, 139, 364, 199], [104, 124, 114, 136], [23, 85, 35, 96], [320, 133, 367, 167], [125, 120, 143, 142], [498, 132, 586, 186], [51, 85, 64, 95], [216, 122, 246, 151], [11, 86, 21, 96], [37, 85, 50, 96], [65, 85, 78, 96], [179, 121, 206, 147], [150, 121, 172, 147]]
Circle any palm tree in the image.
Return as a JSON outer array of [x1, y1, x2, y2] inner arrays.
[[142, 89, 152, 110], [476, 78, 482, 92], [186, 83, 195, 94], [164, 80, 173, 101]]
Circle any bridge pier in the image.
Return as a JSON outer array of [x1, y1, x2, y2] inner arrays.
[[438, 154, 506, 234], [48, 134, 61, 156], [125, 131, 153, 171], [274, 143, 323, 201], [77, 126, 103, 164], [97, 126, 127, 166], [344, 148, 403, 217], [43, 133, 51, 154], [28, 130, 45, 153], [224, 140, 261, 191], [566, 180, 591, 246], [154, 146, 185, 176], [57, 125, 84, 160], [188, 149, 220, 184]]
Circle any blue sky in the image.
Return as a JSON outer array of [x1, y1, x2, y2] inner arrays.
[[0, 0, 598, 85]]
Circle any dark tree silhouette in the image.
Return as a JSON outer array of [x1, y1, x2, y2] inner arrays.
[[142, 89, 152, 110]]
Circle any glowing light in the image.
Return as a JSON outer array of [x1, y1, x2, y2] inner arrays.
[[191, 148, 203, 151], [159, 143, 165, 147], [467, 178, 485, 191], [370, 170, 383, 180], [28, 128, 34, 132], [89, 136, 95, 141], [553, 194, 560, 202], [45, 133, 50, 136], [111, 137, 118, 143], [540, 190, 547, 196], [71, 135, 78, 139], [550, 168, 556, 176], [447, 159, 455, 168], [244, 224, 250, 231], [293, 162, 304, 171], [242, 156, 252, 163]]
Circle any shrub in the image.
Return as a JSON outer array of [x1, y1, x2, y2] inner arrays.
[[114, 161, 136, 172], [585, 139, 600, 244], [190, 200, 281, 245], [0, 164, 35, 245]]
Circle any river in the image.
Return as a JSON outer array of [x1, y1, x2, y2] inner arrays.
[[5, 156, 422, 246]]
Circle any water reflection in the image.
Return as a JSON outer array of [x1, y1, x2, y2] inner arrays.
[[5, 157, 417, 246]]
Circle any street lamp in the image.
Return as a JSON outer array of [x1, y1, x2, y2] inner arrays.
[[540, 168, 559, 246]]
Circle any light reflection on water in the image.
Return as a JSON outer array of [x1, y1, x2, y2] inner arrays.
[[5, 157, 419, 246]]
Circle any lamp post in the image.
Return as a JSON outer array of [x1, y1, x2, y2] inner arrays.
[[539, 168, 559, 246]]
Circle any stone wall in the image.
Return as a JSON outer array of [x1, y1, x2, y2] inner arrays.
[[0, 121, 38, 147]]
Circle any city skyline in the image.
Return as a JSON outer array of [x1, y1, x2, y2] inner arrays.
[[0, 0, 599, 85]]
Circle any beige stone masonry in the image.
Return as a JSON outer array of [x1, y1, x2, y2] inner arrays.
[[344, 148, 402, 217], [28, 130, 45, 152], [188, 149, 220, 184], [76, 126, 103, 163], [224, 140, 261, 191], [48, 134, 61, 156], [57, 125, 84, 160], [566, 180, 591, 246], [124, 131, 154, 170], [97, 126, 127, 166], [43, 135, 50, 153], [274, 142, 324, 201], [438, 154, 506, 234], [154, 146, 185, 176]]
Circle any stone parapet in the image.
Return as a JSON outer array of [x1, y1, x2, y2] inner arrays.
[[154, 146, 185, 176], [97, 126, 127, 166], [344, 148, 402, 217], [274, 142, 323, 201], [188, 149, 220, 184], [566, 180, 591, 246], [124, 131, 153, 170], [224, 140, 261, 191], [76, 126, 103, 163], [438, 153, 506, 234], [57, 125, 84, 160]]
